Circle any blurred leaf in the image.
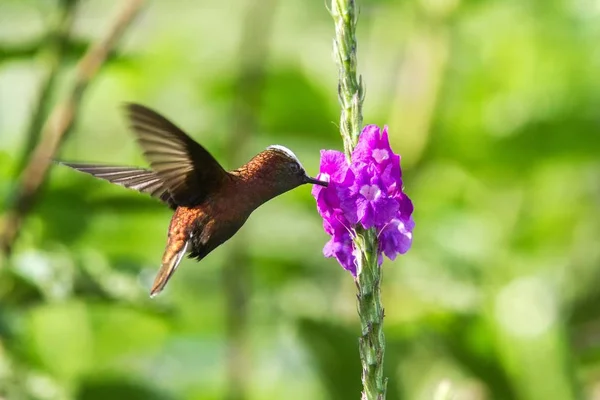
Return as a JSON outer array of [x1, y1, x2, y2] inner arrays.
[[252, 255, 318, 287], [25, 301, 93, 381], [89, 304, 171, 367], [437, 315, 516, 399], [0, 268, 44, 311], [37, 179, 167, 246], [34, 182, 99, 245], [259, 67, 336, 138], [297, 318, 363, 400], [496, 115, 600, 169], [77, 376, 172, 400]]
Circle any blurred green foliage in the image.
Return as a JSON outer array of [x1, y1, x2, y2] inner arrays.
[[1, 0, 599, 399]]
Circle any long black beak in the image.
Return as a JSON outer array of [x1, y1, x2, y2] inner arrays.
[[304, 176, 328, 187]]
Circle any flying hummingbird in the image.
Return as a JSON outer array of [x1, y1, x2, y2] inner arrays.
[[60, 104, 328, 297]]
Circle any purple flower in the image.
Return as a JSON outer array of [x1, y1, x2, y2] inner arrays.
[[353, 125, 401, 180], [378, 216, 414, 260], [312, 125, 414, 274], [340, 163, 399, 229], [322, 214, 357, 275], [396, 190, 414, 217], [312, 150, 353, 217]]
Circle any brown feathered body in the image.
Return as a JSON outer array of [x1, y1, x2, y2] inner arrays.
[[60, 104, 326, 296], [155, 150, 310, 296]]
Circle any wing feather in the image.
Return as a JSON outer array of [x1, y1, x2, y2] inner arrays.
[[59, 163, 175, 208], [125, 103, 230, 205]]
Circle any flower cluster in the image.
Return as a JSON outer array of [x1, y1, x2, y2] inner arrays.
[[312, 125, 414, 276]]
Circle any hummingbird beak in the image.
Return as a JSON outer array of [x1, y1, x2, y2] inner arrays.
[[304, 176, 328, 187]]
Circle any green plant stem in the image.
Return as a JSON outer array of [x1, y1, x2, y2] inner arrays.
[[331, 0, 364, 158], [331, 1, 387, 399], [354, 228, 387, 400]]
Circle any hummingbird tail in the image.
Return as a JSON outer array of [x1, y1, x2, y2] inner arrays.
[[150, 239, 189, 297]]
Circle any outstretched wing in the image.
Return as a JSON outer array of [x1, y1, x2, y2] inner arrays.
[[59, 163, 176, 208], [125, 103, 230, 206]]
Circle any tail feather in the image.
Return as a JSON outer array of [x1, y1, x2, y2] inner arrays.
[[150, 239, 189, 297]]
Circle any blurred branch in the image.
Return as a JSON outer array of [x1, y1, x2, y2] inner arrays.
[[13, 0, 79, 176], [0, 38, 128, 64], [222, 0, 278, 399], [0, 41, 42, 60], [0, 0, 146, 257], [0, 38, 82, 61]]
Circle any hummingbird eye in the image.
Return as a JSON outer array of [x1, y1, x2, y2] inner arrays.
[[289, 161, 302, 174]]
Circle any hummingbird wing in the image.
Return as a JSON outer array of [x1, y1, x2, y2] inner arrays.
[[59, 162, 176, 208], [125, 103, 230, 206]]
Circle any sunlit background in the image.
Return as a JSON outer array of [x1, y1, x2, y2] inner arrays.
[[1, 0, 600, 399]]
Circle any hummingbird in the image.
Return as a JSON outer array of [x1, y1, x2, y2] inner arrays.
[[60, 104, 328, 297]]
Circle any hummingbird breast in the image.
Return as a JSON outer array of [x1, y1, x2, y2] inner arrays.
[[171, 177, 257, 261]]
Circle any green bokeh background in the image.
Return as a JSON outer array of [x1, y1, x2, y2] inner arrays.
[[1, 0, 599, 399]]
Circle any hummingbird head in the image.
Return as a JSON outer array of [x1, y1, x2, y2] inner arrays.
[[255, 145, 328, 194]]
